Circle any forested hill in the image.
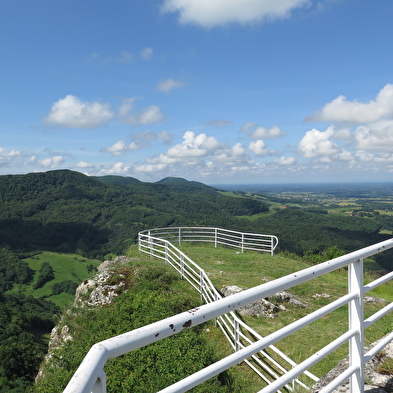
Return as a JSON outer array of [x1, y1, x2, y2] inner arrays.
[[1, 169, 392, 268], [0, 170, 268, 259]]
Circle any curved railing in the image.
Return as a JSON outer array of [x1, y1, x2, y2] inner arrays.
[[64, 228, 393, 393], [139, 226, 278, 255], [138, 227, 316, 391]]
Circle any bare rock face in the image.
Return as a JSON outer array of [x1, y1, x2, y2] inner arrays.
[[221, 285, 307, 318], [73, 256, 134, 308], [36, 256, 134, 383]]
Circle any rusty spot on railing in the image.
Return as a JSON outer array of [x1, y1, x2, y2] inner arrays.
[[183, 320, 192, 328]]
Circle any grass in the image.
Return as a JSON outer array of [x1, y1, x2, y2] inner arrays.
[[151, 242, 393, 381], [25, 243, 392, 391], [9, 251, 101, 308]]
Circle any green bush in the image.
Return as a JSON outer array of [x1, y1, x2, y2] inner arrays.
[[35, 265, 239, 393], [33, 262, 54, 290], [52, 280, 78, 295]]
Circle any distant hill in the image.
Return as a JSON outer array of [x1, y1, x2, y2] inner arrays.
[[93, 175, 142, 186], [155, 176, 218, 193], [0, 170, 269, 259], [1, 169, 392, 268]]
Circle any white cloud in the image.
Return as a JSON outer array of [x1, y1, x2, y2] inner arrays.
[[161, 0, 311, 28], [274, 156, 296, 165], [298, 126, 336, 158], [100, 140, 146, 156], [43, 95, 115, 129], [249, 140, 268, 156], [213, 143, 252, 166], [242, 123, 286, 139], [354, 120, 393, 151], [306, 84, 393, 124], [123, 105, 164, 126], [76, 161, 93, 168], [332, 127, 352, 141], [0, 147, 20, 159], [157, 78, 186, 92], [297, 126, 353, 162], [99, 162, 131, 175], [336, 150, 353, 161], [138, 131, 248, 173], [140, 47, 153, 60], [373, 153, 393, 163], [355, 150, 374, 162], [134, 132, 255, 179], [165, 131, 222, 160], [134, 163, 167, 174], [38, 156, 65, 168]]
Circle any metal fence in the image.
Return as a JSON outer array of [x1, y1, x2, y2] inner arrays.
[[139, 226, 279, 255], [64, 228, 393, 393]]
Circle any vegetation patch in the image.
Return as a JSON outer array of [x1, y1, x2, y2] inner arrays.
[[35, 259, 258, 392]]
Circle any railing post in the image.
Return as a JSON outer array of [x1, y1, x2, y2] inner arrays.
[[241, 233, 244, 253], [179, 227, 181, 246], [214, 291, 218, 327], [199, 270, 204, 300], [91, 371, 107, 393], [148, 233, 153, 259], [349, 258, 364, 393], [215, 228, 218, 248], [165, 242, 169, 265], [234, 319, 239, 352], [180, 254, 184, 279]]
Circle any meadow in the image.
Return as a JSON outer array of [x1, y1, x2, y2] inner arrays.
[[171, 243, 393, 379], [10, 251, 101, 308]]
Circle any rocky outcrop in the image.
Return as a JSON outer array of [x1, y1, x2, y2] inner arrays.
[[221, 285, 307, 318], [36, 256, 134, 382]]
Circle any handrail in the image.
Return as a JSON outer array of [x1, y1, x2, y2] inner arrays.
[[139, 227, 279, 255], [64, 229, 393, 393], [138, 231, 316, 391]]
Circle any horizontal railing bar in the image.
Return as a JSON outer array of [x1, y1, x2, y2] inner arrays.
[[154, 292, 358, 393], [318, 364, 359, 393], [141, 227, 278, 254], [364, 270, 393, 293], [68, 230, 393, 393], [364, 331, 393, 362], [217, 233, 242, 240], [257, 329, 358, 393], [244, 359, 283, 391]]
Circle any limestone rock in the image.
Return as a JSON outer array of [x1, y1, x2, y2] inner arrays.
[[36, 255, 134, 383], [311, 335, 393, 393], [221, 285, 306, 318]]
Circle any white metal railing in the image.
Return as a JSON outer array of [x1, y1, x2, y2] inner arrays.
[[139, 227, 278, 255], [63, 230, 393, 393], [138, 230, 315, 392]]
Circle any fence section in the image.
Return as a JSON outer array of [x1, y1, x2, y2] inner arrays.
[[139, 226, 279, 255], [64, 229, 393, 393], [138, 231, 315, 391]]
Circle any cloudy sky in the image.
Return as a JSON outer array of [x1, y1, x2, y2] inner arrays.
[[1, 0, 393, 184]]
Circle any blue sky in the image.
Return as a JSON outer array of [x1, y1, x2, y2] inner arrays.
[[1, 0, 393, 184]]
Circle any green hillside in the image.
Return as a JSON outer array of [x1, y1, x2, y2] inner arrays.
[[0, 170, 269, 260], [34, 243, 393, 392], [1, 170, 391, 268], [1, 171, 393, 391]]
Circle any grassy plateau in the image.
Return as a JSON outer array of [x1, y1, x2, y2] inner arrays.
[[161, 243, 393, 380]]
